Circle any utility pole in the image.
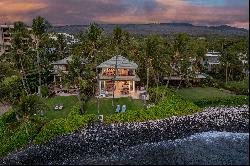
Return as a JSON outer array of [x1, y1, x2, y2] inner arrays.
[[145, 62, 150, 109], [95, 49, 100, 114], [112, 54, 118, 108]]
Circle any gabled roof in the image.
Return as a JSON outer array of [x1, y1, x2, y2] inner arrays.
[[51, 56, 87, 65], [97, 55, 138, 69]]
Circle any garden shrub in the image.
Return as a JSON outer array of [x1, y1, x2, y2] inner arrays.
[[0, 108, 16, 124], [34, 104, 97, 144], [105, 92, 202, 124], [192, 95, 249, 107], [0, 122, 42, 157], [41, 86, 50, 98], [148, 86, 174, 103], [223, 78, 249, 95]]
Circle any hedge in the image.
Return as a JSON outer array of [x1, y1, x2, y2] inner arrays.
[[223, 79, 249, 95], [33, 104, 97, 144], [0, 121, 42, 157], [191, 95, 249, 107], [104, 92, 203, 124], [0, 104, 97, 156]]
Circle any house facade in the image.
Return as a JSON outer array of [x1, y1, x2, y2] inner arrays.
[[202, 51, 221, 72], [0, 25, 13, 56], [97, 55, 146, 99], [50, 56, 86, 82]]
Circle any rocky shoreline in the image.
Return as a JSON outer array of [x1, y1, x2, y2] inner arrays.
[[0, 106, 249, 165]]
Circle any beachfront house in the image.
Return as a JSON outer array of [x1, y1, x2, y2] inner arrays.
[[202, 51, 221, 72], [97, 55, 147, 99], [50, 56, 87, 95]]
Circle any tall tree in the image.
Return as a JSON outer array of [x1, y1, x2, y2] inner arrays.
[[172, 33, 196, 90], [55, 33, 67, 60], [8, 21, 33, 95], [32, 16, 51, 96], [13, 94, 47, 135]]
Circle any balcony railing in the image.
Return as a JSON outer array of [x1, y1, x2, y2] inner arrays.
[[98, 73, 140, 81]]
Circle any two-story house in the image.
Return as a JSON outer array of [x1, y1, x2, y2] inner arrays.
[[97, 55, 146, 99], [202, 51, 221, 72], [50, 56, 86, 82]]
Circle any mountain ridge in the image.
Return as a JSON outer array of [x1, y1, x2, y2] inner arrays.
[[50, 22, 249, 37]]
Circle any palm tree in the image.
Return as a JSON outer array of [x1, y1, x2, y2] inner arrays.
[[86, 23, 103, 112], [32, 16, 51, 96], [9, 21, 32, 95], [144, 35, 165, 102], [170, 33, 196, 91], [13, 94, 47, 135], [56, 33, 67, 59]]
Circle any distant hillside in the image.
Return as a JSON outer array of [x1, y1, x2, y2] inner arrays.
[[50, 23, 249, 37]]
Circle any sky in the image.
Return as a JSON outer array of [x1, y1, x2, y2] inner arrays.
[[0, 0, 249, 29]]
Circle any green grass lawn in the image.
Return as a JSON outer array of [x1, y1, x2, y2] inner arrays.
[[44, 96, 78, 120], [44, 96, 144, 119], [85, 97, 144, 116], [176, 87, 236, 100]]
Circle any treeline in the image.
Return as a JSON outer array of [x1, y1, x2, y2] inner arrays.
[[0, 16, 249, 109], [50, 23, 249, 37]]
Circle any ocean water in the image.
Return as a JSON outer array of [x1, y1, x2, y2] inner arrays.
[[74, 131, 249, 165]]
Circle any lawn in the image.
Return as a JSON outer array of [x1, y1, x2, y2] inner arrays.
[[44, 96, 144, 118], [176, 87, 236, 100], [85, 97, 144, 116], [44, 96, 79, 120], [223, 78, 249, 95]]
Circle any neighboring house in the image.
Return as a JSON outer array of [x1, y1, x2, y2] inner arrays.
[[97, 55, 147, 99], [238, 53, 249, 77], [50, 56, 86, 82], [202, 51, 221, 72]]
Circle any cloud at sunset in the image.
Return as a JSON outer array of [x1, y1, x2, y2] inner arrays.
[[0, 0, 248, 29]]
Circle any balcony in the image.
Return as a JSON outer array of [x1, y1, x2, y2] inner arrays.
[[98, 73, 140, 81]]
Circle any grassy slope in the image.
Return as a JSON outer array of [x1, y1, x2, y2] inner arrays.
[[176, 87, 236, 100]]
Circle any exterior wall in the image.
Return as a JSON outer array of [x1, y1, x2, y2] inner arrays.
[[53, 64, 68, 74], [0, 25, 33, 56], [99, 80, 136, 96], [0, 25, 13, 56], [101, 68, 135, 76], [98, 67, 137, 96]]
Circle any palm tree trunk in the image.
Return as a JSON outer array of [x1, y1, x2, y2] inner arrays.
[[156, 72, 160, 101], [176, 75, 183, 91], [24, 123, 29, 136], [24, 115, 29, 136], [19, 57, 30, 95], [78, 88, 84, 115], [165, 67, 173, 90], [36, 41, 42, 96], [225, 63, 228, 84], [20, 71, 29, 95], [112, 55, 118, 108], [146, 67, 149, 92]]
